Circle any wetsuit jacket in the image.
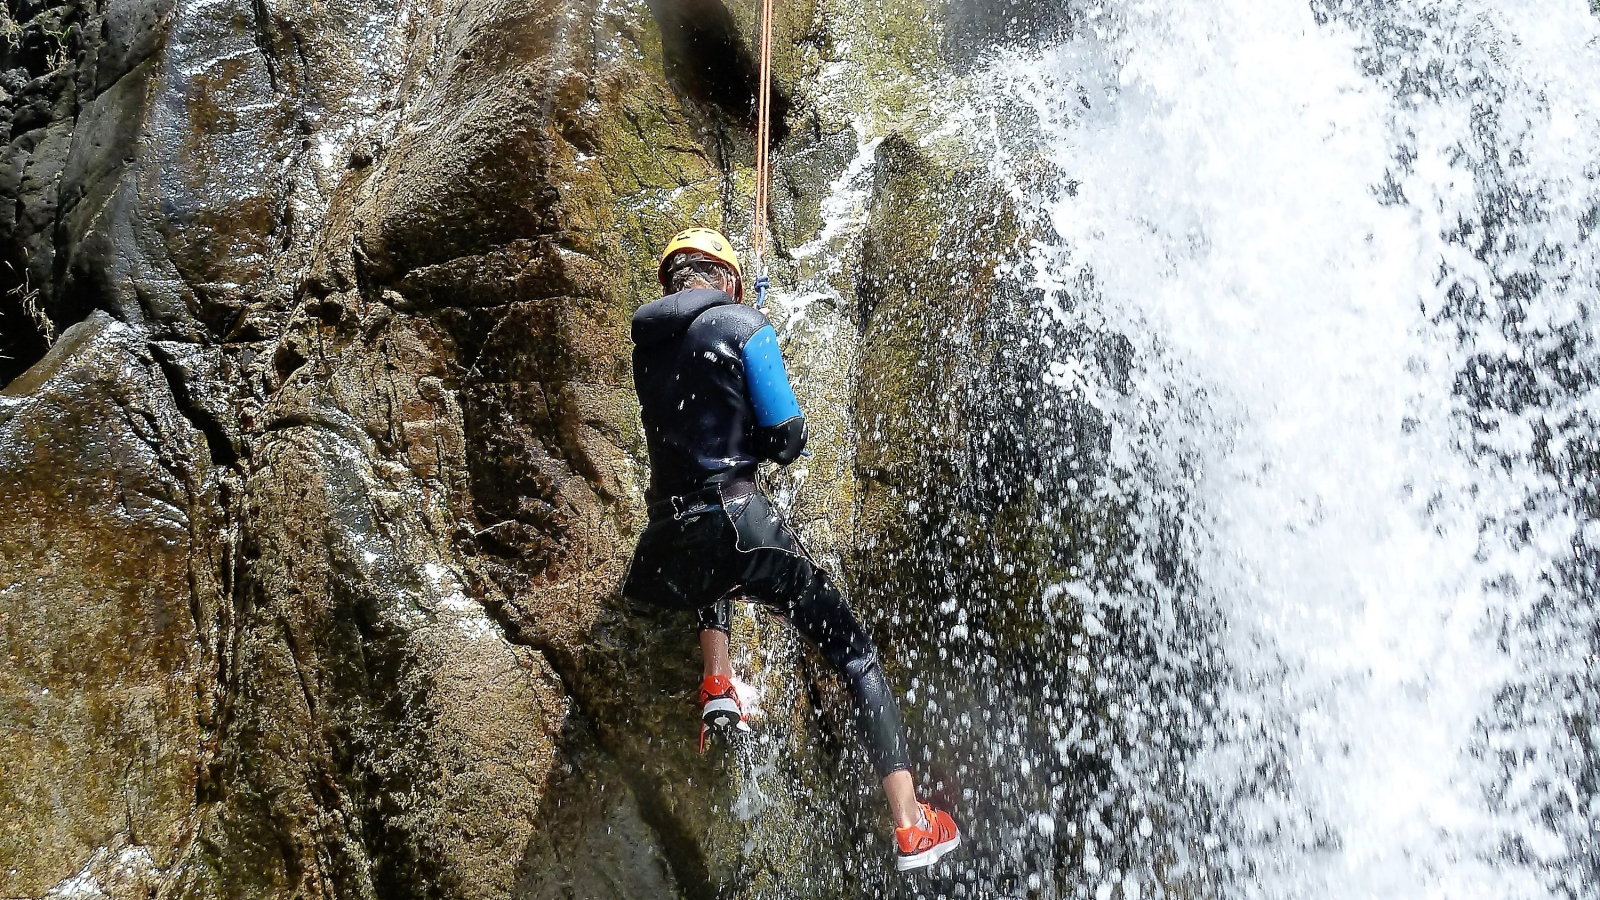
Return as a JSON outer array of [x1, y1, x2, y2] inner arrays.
[[631, 288, 807, 504], [625, 290, 911, 778]]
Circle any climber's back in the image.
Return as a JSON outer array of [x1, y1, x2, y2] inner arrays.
[[631, 288, 774, 503]]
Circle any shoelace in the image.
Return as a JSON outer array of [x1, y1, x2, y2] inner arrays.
[[898, 807, 937, 850]]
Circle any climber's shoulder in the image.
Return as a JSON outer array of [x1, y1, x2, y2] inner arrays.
[[685, 296, 768, 350], [633, 288, 735, 347]]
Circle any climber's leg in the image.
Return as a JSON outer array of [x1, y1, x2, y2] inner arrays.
[[777, 563, 912, 779], [621, 505, 751, 749], [723, 490, 959, 868], [883, 769, 920, 828], [716, 490, 911, 775], [696, 597, 744, 745], [699, 624, 733, 679]]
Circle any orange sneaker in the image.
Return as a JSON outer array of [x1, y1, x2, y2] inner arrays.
[[698, 675, 749, 752], [895, 802, 961, 871]]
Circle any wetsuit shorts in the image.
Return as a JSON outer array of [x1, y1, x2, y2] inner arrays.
[[622, 483, 912, 778]]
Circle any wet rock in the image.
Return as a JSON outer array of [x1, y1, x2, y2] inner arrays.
[[0, 0, 1043, 894], [197, 402, 568, 900], [942, 0, 1075, 68], [517, 762, 685, 899], [0, 312, 221, 898]]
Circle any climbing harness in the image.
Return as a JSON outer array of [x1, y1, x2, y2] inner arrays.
[[751, 0, 774, 308]]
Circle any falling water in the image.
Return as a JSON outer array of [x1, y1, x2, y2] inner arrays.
[[855, 1, 1600, 897]]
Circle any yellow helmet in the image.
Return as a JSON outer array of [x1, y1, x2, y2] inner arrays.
[[658, 227, 743, 300]]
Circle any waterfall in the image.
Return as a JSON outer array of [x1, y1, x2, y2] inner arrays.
[[880, 1, 1600, 896]]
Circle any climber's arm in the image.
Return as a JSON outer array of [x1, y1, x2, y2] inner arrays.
[[741, 324, 807, 464]]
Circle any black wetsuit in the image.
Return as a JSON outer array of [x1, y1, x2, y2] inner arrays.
[[622, 288, 911, 778]]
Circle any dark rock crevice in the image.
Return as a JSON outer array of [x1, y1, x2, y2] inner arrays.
[[247, 0, 280, 93], [0, 0, 83, 381], [150, 342, 242, 466], [650, 0, 791, 142]]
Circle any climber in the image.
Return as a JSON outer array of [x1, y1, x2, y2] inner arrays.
[[621, 228, 961, 872]]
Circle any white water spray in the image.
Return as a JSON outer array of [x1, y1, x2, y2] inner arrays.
[[965, 0, 1600, 896]]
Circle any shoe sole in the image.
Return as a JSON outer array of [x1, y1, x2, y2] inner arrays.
[[702, 698, 742, 731], [896, 832, 961, 872]]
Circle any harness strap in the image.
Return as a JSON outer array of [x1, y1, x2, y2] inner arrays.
[[647, 479, 758, 521]]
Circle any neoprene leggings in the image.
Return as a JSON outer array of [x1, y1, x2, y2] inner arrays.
[[624, 486, 912, 778]]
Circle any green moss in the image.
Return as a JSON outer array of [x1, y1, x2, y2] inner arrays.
[[852, 134, 1022, 488]]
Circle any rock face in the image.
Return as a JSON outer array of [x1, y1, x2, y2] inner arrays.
[[0, 313, 220, 896], [0, 0, 1072, 896]]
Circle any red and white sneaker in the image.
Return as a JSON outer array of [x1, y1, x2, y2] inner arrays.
[[698, 674, 749, 752], [895, 802, 961, 872]]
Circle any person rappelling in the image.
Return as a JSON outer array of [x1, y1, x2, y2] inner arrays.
[[621, 228, 962, 872], [621, 0, 959, 871]]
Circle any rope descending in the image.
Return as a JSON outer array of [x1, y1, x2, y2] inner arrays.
[[751, 0, 774, 306]]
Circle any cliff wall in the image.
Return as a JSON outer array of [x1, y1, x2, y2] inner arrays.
[[0, 0, 1065, 896]]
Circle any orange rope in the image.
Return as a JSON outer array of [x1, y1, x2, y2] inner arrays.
[[752, 0, 774, 273]]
